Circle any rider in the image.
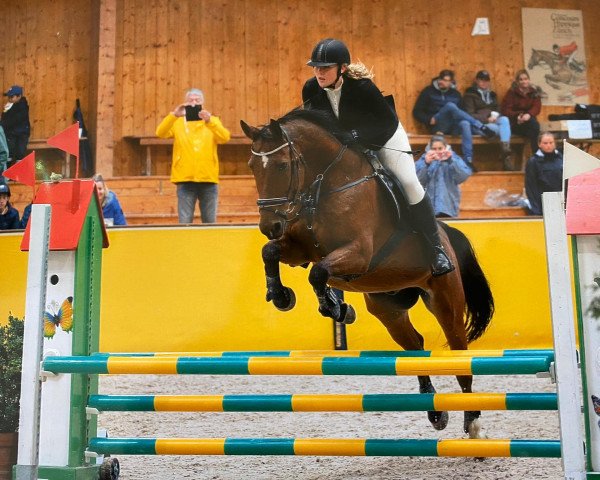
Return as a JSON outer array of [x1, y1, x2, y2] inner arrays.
[[552, 42, 583, 72], [302, 38, 454, 276]]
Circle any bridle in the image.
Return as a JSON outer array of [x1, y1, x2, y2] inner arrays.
[[251, 123, 378, 239]]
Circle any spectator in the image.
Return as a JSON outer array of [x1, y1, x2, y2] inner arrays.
[[93, 174, 127, 226], [0, 126, 8, 176], [1, 85, 30, 164], [0, 183, 20, 230], [19, 203, 32, 229], [415, 134, 472, 218], [303, 38, 453, 276], [413, 69, 495, 170], [156, 88, 231, 224], [463, 70, 513, 170], [524, 132, 563, 216], [500, 69, 541, 153]]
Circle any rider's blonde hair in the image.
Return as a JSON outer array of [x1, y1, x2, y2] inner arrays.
[[345, 62, 374, 80]]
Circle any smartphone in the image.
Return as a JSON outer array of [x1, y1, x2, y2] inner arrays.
[[185, 105, 201, 121]]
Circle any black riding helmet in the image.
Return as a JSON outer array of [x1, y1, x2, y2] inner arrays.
[[0, 183, 10, 196], [307, 39, 351, 67]]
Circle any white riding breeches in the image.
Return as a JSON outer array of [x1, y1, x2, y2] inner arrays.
[[377, 123, 425, 205]]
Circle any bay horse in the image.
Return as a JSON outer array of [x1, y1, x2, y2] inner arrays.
[[527, 48, 585, 90], [240, 109, 494, 438]]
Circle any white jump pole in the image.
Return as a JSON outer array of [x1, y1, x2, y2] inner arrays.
[[15, 205, 51, 480], [542, 191, 586, 480]]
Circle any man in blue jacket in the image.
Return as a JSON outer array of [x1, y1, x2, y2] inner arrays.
[[1, 85, 30, 164], [413, 70, 494, 170]]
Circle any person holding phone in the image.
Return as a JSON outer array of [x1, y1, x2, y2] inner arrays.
[[156, 88, 231, 223], [415, 135, 472, 218]]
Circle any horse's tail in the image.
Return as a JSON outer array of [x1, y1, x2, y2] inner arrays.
[[441, 223, 494, 343]]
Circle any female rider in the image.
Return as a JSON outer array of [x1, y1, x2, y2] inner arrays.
[[302, 38, 453, 276]]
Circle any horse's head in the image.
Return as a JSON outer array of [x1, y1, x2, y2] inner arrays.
[[527, 49, 539, 70], [241, 118, 301, 240]]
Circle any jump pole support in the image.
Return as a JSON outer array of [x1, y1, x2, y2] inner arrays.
[[543, 191, 586, 480], [15, 205, 51, 480]]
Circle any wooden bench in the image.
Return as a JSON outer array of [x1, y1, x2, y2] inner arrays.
[[125, 135, 250, 176], [27, 138, 87, 177], [126, 133, 530, 175]]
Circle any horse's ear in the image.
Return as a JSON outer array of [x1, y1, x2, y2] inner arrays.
[[240, 120, 260, 140], [269, 119, 283, 140]]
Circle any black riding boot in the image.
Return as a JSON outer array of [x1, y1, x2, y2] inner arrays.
[[409, 196, 455, 277]]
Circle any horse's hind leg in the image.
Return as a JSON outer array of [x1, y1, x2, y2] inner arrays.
[[422, 284, 483, 439], [262, 241, 296, 311], [365, 291, 448, 431]]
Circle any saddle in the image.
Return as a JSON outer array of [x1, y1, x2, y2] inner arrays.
[[360, 149, 413, 272]]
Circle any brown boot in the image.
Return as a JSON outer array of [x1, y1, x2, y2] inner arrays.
[[501, 142, 513, 171]]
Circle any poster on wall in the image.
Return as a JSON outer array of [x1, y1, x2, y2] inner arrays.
[[522, 8, 588, 106]]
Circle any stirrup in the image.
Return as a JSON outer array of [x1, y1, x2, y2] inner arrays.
[[431, 246, 455, 277]]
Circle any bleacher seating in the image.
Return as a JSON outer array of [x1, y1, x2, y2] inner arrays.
[[7, 172, 527, 226]]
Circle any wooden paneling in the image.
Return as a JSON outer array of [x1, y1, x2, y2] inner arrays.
[[0, 0, 598, 177]]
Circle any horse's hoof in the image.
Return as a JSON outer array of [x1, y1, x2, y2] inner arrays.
[[466, 418, 483, 439], [274, 287, 296, 312], [428, 410, 449, 431], [338, 303, 356, 325]]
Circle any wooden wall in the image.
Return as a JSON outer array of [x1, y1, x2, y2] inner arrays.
[[1, 0, 599, 177]]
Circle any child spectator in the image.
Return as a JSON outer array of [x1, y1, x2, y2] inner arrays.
[[415, 135, 472, 218], [524, 132, 563, 216], [0, 183, 20, 229], [93, 174, 127, 226], [1, 85, 30, 164], [500, 70, 541, 153]]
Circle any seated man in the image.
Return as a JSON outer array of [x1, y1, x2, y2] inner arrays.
[[525, 132, 563, 216], [413, 69, 494, 170], [463, 70, 513, 170]]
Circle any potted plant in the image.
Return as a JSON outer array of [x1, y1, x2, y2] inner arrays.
[[0, 312, 24, 480]]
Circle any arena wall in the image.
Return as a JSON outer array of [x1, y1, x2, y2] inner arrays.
[[0, 0, 598, 176], [0, 219, 560, 351]]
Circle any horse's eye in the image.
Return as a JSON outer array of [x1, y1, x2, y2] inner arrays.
[[277, 162, 288, 172]]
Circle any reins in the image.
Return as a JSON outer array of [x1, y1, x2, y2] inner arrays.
[[251, 122, 381, 244]]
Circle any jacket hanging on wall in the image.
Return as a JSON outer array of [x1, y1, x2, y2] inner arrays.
[[73, 98, 94, 176]]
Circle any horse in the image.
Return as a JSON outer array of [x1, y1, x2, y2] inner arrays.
[[240, 109, 495, 439], [527, 48, 585, 90]]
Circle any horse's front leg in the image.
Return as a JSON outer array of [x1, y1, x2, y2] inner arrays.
[[308, 244, 370, 324], [309, 263, 355, 324], [262, 241, 296, 311]]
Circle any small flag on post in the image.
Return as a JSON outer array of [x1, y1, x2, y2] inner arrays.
[[3, 151, 36, 195], [48, 123, 81, 178]]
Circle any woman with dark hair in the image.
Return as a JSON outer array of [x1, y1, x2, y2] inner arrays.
[[500, 69, 541, 152], [302, 38, 453, 276]]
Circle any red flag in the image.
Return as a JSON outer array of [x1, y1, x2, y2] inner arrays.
[[3, 151, 36, 187], [47, 123, 80, 178], [47, 123, 80, 158]]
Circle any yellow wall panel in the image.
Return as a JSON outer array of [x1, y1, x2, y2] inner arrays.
[[0, 219, 560, 352]]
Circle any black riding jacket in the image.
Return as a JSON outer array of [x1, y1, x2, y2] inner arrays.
[[302, 76, 398, 150]]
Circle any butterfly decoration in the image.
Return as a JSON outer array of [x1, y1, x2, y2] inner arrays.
[[43, 296, 74, 339], [591, 395, 600, 428]]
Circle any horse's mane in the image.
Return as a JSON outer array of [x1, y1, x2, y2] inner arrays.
[[259, 108, 356, 146]]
